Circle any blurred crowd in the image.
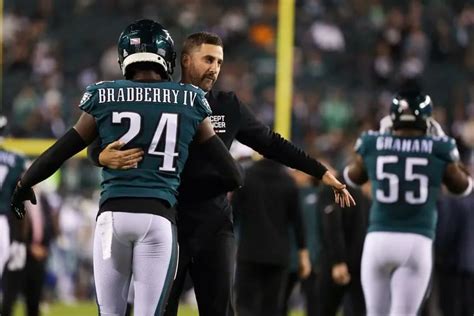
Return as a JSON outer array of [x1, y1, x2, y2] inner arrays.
[[2, 0, 474, 310], [4, 0, 474, 158]]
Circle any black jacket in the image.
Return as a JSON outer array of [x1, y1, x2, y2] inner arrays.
[[436, 192, 474, 273], [176, 90, 326, 235], [232, 159, 306, 266], [318, 184, 370, 273]]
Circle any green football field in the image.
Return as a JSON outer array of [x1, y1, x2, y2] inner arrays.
[[13, 301, 306, 316]]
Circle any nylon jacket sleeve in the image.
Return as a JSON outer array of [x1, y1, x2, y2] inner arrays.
[[236, 102, 327, 179]]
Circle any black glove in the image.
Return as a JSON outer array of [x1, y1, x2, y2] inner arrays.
[[11, 181, 37, 220]]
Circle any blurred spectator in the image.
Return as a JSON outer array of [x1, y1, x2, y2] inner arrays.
[[233, 159, 311, 316], [320, 88, 352, 133], [317, 177, 370, 316], [11, 85, 40, 136], [40, 89, 66, 138], [282, 169, 320, 316], [2, 186, 60, 316], [435, 190, 474, 316]]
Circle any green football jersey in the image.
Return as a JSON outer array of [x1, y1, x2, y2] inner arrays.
[[356, 131, 459, 239], [79, 80, 212, 207], [0, 148, 26, 214]]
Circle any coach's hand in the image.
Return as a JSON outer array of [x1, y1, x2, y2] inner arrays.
[[11, 181, 36, 220], [99, 141, 144, 169], [321, 171, 356, 208]]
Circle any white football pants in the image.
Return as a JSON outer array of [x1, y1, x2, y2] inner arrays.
[[94, 211, 178, 316], [361, 231, 432, 316], [0, 215, 10, 279]]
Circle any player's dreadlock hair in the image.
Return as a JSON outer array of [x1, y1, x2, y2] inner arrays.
[[181, 32, 223, 57]]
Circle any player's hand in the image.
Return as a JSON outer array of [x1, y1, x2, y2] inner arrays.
[[379, 115, 393, 133], [11, 181, 36, 220], [99, 141, 144, 169], [321, 171, 356, 208], [427, 118, 446, 136], [332, 262, 351, 285], [298, 249, 312, 279]]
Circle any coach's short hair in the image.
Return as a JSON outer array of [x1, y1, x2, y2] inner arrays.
[[182, 32, 223, 55]]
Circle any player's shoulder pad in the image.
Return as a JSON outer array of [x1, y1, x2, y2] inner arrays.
[[430, 134, 452, 142], [179, 83, 205, 95], [78, 81, 116, 111], [85, 80, 117, 92], [355, 130, 379, 153], [78, 81, 114, 107], [180, 84, 211, 116], [359, 130, 380, 143], [431, 135, 460, 162], [430, 135, 457, 149], [362, 130, 381, 137]]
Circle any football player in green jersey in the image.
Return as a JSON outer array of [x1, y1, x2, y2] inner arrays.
[[344, 90, 473, 316], [10, 19, 242, 316], [0, 116, 27, 280]]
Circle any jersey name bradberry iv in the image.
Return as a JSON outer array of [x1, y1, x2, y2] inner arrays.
[[356, 131, 459, 238], [79, 80, 211, 207]]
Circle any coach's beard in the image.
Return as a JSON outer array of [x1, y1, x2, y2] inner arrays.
[[201, 75, 216, 91]]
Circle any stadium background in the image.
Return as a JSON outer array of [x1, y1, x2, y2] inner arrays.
[[1, 0, 473, 315]]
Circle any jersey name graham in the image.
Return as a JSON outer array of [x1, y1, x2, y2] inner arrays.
[[97, 87, 198, 106], [356, 131, 458, 239], [375, 136, 433, 154]]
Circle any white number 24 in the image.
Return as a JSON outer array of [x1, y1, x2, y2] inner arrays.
[[376, 156, 428, 204], [112, 111, 179, 172]]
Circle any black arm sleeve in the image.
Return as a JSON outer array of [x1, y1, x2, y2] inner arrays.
[[236, 102, 327, 179], [199, 135, 244, 191], [21, 128, 87, 188], [87, 137, 102, 167], [319, 185, 347, 265]]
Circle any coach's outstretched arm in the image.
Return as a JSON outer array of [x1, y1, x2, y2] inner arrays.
[[235, 102, 355, 207], [11, 113, 97, 219]]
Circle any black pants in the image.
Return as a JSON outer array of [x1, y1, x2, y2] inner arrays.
[[317, 264, 365, 316], [282, 271, 319, 316], [437, 269, 474, 316], [2, 252, 46, 316], [235, 261, 288, 316], [165, 223, 236, 316]]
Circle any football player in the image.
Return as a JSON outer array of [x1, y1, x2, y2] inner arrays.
[[0, 116, 27, 281], [344, 90, 473, 315], [10, 19, 242, 316]]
